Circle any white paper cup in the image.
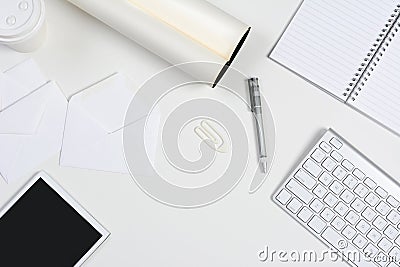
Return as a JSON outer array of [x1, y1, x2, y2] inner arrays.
[[0, 0, 46, 53]]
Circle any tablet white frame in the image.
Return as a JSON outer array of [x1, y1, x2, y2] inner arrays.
[[0, 171, 110, 267]]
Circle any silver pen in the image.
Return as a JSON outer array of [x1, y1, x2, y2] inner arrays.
[[248, 78, 268, 173]]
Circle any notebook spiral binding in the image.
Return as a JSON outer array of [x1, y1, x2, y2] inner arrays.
[[343, 4, 400, 100]]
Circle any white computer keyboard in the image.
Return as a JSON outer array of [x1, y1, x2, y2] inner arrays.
[[273, 129, 400, 267]]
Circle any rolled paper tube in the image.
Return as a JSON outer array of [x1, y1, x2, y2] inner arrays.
[[66, 0, 251, 86]]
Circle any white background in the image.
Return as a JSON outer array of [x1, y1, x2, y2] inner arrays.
[[0, 0, 400, 266]]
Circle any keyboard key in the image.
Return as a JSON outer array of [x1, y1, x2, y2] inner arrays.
[[331, 217, 346, 231], [364, 243, 379, 258], [376, 252, 390, 267], [375, 187, 388, 198], [321, 227, 350, 251], [287, 198, 302, 213], [345, 210, 360, 225], [356, 219, 371, 234], [388, 196, 400, 208], [321, 208, 335, 222], [389, 247, 400, 262], [329, 181, 344, 195], [297, 207, 313, 223], [324, 193, 338, 207], [388, 210, 400, 225], [343, 175, 358, 189], [353, 234, 368, 249], [286, 180, 313, 204], [329, 138, 342, 149], [319, 172, 333, 186], [322, 157, 336, 172], [303, 159, 322, 177], [395, 235, 400, 246], [276, 189, 291, 205], [361, 207, 376, 222], [351, 198, 366, 213], [376, 201, 391, 216], [340, 189, 354, 204], [384, 225, 399, 240], [331, 151, 343, 162], [365, 192, 380, 207], [332, 166, 346, 180], [367, 228, 382, 243], [308, 216, 326, 234], [363, 177, 377, 189], [378, 237, 392, 252], [319, 142, 331, 153], [342, 225, 357, 239], [313, 184, 327, 198], [294, 169, 316, 189], [354, 184, 368, 198], [311, 148, 325, 163], [352, 169, 365, 180], [373, 216, 387, 231], [342, 160, 354, 171], [321, 227, 349, 252], [310, 199, 324, 213], [334, 202, 349, 216]]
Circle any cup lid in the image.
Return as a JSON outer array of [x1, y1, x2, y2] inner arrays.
[[0, 0, 44, 42]]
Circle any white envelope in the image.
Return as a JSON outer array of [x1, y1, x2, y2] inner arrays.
[[60, 73, 157, 173], [0, 60, 68, 183]]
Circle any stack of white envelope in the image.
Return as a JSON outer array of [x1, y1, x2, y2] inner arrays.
[[0, 60, 68, 183], [0, 60, 159, 182]]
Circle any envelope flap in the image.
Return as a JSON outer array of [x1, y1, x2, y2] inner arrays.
[[77, 73, 135, 133], [4, 59, 47, 90], [0, 74, 33, 111], [0, 59, 48, 110], [0, 83, 50, 135]]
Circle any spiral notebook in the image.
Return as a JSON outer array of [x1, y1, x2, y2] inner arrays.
[[270, 0, 400, 136]]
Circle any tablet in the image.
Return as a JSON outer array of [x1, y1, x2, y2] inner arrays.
[[0, 171, 109, 266]]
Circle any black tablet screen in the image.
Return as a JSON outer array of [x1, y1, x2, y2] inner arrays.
[[0, 178, 103, 267]]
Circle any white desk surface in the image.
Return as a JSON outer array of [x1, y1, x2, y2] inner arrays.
[[1, 0, 400, 266]]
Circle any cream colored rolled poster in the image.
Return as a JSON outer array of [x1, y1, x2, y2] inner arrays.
[[66, 0, 250, 86]]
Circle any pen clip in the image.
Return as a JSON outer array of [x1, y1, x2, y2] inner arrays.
[[247, 78, 259, 112]]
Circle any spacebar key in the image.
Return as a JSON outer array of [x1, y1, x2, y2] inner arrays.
[[321, 227, 375, 267]]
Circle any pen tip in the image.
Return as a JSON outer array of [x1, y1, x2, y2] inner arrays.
[[260, 161, 268, 173]]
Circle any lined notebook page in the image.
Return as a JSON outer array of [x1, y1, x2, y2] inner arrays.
[[349, 25, 400, 135], [270, 0, 397, 101]]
